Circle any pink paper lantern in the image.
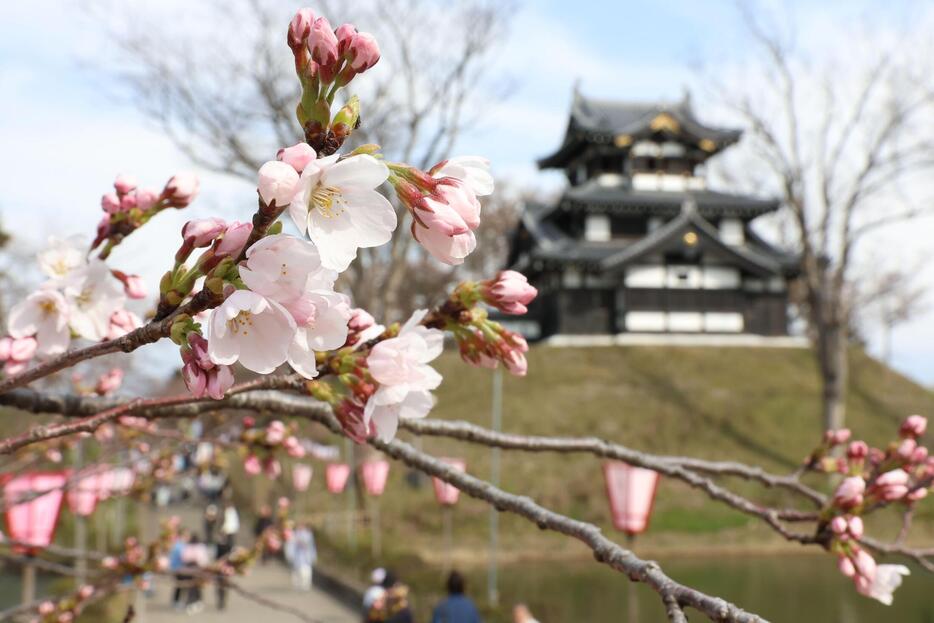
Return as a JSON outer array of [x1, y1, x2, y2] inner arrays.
[[4, 472, 68, 553], [603, 461, 660, 536], [292, 464, 313, 492], [108, 467, 135, 495], [325, 463, 351, 494], [432, 458, 466, 506], [66, 473, 99, 517], [360, 460, 390, 497]]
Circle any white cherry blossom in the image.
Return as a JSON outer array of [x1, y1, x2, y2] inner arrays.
[[37, 236, 86, 283], [8, 289, 70, 356], [286, 289, 352, 378], [363, 309, 443, 440], [239, 234, 323, 305], [63, 260, 126, 341], [206, 290, 296, 374], [289, 154, 396, 271]]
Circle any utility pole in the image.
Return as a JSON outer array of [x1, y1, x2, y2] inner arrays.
[[487, 367, 503, 607]]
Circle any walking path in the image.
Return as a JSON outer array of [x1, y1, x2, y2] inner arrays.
[[140, 504, 357, 623]]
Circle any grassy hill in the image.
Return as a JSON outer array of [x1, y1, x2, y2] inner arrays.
[[298, 344, 934, 563]]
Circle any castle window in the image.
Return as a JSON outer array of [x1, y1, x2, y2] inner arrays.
[[585, 215, 611, 242], [720, 218, 744, 245]]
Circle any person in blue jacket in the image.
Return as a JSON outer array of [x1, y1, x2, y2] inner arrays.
[[430, 571, 482, 623]]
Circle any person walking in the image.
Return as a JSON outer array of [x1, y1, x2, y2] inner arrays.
[[363, 567, 387, 616], [366, 570, 414, 623], [169, 529, 191, 610], [182, 534, 211, 614], [203, 504, 219, 546], [430, 571, 482, 623], [253, 504, 274, 563], [289, 523, 317, 590], [221, 500, 240, 548]]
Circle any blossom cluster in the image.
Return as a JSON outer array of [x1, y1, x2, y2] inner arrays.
[[240, 418, 307, 478], [93, 172, 199, 258], [31, 585, 96, 623], [287, 8, 380, 151], [812, 414, 931, 604], [4, 236, 142, 372]]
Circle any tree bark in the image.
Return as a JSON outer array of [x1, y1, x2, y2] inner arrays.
[[816, 320, 848, 432]]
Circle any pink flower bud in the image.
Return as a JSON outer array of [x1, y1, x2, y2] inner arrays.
[[348, 31, 380, 72], [257, 160, 300, 207], [907, 487, 928, 502], [833, 476, 866, 509], [0, 337, 11, 361], [483, 271, 539, 315], [264, 458, 282, 479], [853, 548, 876, 579], [108, 309, 141, 340], [901, 414, 927, 438], [77, 585, 95, 600], [95, 368, 124, 396], [911, 446, 929, 463], [276, 143, 317, 173], [101, 193, 121, 214], [288, 8, 316, 48], [830, 516, 848, 535], [897, 438, 918, 460], [336, 23, 356, 55], [38, 601, 56, 615], [847, 440, 869, 460], [113, 174, 137, 195], [101, 556, 118, 570], [848, 516, 864, 539], [243, 455, 262, 476], [876, 468, 910, 487], [120, 193, 137, 211], [214, 221, 253, 258], [827, 428, 851, 446], [135, 187, 160, 210], [10, 337, 37, 362], [277, 496, 290, 509], [124, 275, 147, 299], [163, 172, 199, 208], [182, 217, 227, 248], [838, 555, 856, 578], [348, 308, 376, 333], [308, 17, 339, 67]]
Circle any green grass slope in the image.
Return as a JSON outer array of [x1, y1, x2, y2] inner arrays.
[[306, 345, 934, 561]]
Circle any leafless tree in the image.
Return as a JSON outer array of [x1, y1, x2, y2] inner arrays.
[[713, 7, 934, 431], [92, 0, 515, 318]]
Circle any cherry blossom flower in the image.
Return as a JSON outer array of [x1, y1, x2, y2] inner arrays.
[[258, 161, 300, 207], [286, 289, 351, 378], [289, 154, 396, 271], [432, 156, 495, 197], [37, 236, 85, 283], [206, 290, 296, 374], [411, 222, 476, 266], [239, 234, 324, 305], [364, 309, 443, 441], [64, 260, 126, 341], [113, 174, 137, 195], [859, 564, 910, 605], [8, 289, 70, 356]]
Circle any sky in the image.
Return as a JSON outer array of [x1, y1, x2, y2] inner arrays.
[[1, 0, 933, 385]]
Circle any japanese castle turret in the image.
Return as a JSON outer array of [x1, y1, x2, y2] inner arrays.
[[507, 90, 797, 340]]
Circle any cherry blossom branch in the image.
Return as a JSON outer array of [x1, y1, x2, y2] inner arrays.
[[0, 289, 221, 396], [400, 418, 826, 509]]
